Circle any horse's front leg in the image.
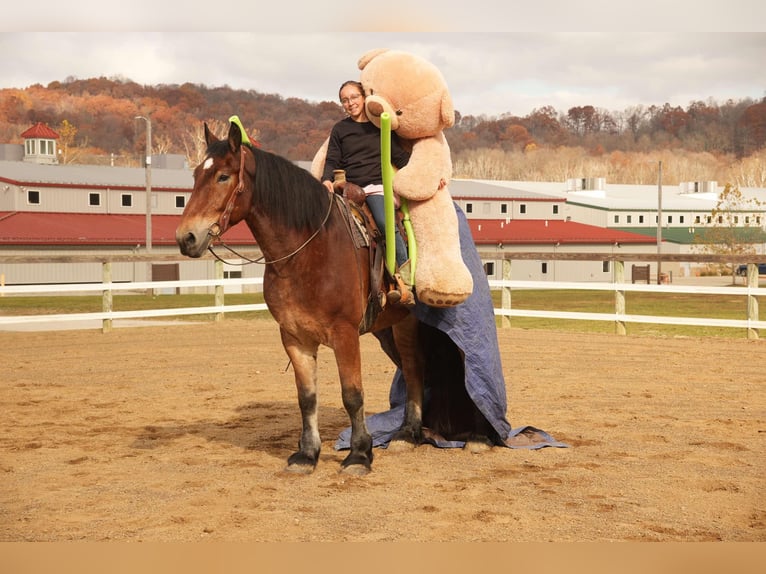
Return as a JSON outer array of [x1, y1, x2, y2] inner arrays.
[[389, 313, 424, 450], [281, 329, 321, 474], [333, 329, 373, 475]]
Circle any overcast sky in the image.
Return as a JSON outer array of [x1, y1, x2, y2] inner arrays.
[[2, 3, 764, 119]]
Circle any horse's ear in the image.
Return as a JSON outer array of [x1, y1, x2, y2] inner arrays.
[[227, 121, 243, 153], [203, 123, 216, 147]]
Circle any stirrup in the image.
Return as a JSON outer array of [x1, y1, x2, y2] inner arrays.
[[388, 273, 415, 307]]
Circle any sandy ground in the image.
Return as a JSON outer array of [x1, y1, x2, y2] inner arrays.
[[1, 318, 764, 542]]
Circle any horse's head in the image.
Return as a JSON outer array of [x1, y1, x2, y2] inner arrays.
[[176, 121, 254, 258]]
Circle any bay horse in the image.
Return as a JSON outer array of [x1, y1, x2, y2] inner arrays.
[[175, 121, 425, 475]]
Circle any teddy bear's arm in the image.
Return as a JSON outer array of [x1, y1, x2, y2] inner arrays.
[[393, 136, 451, 201]]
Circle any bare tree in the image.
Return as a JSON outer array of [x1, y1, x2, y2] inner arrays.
[[693, 183, 765, 282]]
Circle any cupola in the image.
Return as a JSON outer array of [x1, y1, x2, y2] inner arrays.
[[20, 122, 60, 165]]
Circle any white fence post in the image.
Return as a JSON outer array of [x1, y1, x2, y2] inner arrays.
[[501, 258, 511, 329], [102, 261, 112, 334], [614, 260, 626, 336], [214, 259, 224, 322], [747, 263, 760, 340]]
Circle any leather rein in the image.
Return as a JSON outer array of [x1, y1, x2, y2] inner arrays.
[[206, 144, 334, 265]]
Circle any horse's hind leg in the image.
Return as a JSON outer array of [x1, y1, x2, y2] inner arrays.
[[281, 330, 322, 474], [389, 313, 424, 450]]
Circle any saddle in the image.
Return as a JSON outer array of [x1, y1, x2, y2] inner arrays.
[[334, 181, 412, 332]]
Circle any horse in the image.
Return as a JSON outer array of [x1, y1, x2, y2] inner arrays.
[[175, 121, 427, 475]]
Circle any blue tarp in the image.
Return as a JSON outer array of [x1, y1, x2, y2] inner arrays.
[[336, 204, 568, 451]]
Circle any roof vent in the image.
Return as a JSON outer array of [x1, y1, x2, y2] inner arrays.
[[680, 181, 717, 194], [566, 177, 605, 191]]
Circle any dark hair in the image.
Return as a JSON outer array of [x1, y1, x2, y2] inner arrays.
[[338, 80, 364, 101]]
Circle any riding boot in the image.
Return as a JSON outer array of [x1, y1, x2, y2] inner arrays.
[[392, 273, 415, 306], [387, 259, 415, 307]]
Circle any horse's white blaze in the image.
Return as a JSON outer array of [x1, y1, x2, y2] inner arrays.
[[202, 157, 214, 171]]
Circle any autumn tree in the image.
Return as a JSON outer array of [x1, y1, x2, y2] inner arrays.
[[735, 100, 766, 157], [693, 183, 765, 282], [56, 119, 84, 164]]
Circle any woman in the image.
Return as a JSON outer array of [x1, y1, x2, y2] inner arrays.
[[321, 80, 411, 276]]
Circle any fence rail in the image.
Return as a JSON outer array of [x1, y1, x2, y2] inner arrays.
[[1, 257, 764, 339]]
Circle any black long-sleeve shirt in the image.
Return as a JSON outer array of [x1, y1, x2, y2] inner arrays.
[[321, 117, 410, 188]]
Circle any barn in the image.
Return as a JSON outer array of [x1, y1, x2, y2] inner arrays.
[[5, 122, 765, 288]]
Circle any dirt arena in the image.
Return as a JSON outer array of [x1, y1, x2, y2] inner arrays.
[[1, 318, 764, 541]]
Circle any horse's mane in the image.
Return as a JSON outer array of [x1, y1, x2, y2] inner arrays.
[[208, 141, 330, 232]]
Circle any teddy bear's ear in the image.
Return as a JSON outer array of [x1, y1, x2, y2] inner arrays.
[[441, 90, 456, 128], [358, 48, 389, 70]]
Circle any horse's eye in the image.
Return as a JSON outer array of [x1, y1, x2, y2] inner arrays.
[[217, 174, 230, 183]]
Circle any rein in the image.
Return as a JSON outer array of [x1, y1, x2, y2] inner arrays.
[[206, 145, 335, 265]]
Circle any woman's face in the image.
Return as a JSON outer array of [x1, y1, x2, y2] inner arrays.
[[340, 86, 365, 121]]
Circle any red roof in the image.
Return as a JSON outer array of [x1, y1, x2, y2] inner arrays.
[[0, 213, 655, 248], [467, 218, 656, 245], [0, 212, 256, 246], [20, 122, 60, 140]]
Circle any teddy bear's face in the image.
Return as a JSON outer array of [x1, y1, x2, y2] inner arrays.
[[359, 50, 454, 140]]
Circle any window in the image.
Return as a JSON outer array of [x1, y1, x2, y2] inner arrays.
[[121, 194, 133, 207], [603, 261, 610, 273], [25, 140, 36, 155], [552, 205, 559, 215], [483, 262, 495, 276], [519, 204, 526, 214], [627, 215, 632, 223], [614, 215, 620, 224], [465, 203, 473, 214], [27, 190, 40, 204], [667, 215, 673, 224], [500, 204, 508, 214], [639, 215, 644, 223], [695, 215, 701, 224], [89, 193, 101, 206], [175, 195, 186, 208], [224, 270, 243, 280], [679, 215, 685, 224], [707, 215, 712, 224], [541, 262, 548, 274]]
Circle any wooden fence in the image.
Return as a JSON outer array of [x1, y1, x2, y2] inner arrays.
[[2, 253, 765, 339]]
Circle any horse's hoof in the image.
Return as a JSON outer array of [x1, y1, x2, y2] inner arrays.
[[387, 438, 417, 453], [388, 429, 421, 452], [286, 451, 318, 474], [465, 436, 494, 454], [284, 462, 315, 475], [340, 463, 371, 477], [340, 452, 372, 476]]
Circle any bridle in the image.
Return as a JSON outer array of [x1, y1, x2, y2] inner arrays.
[[207, 141, 251, 243], [205, 143, 335, 265]]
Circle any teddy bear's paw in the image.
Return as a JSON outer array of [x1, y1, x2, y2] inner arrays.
[[417, 287, 472, 308]]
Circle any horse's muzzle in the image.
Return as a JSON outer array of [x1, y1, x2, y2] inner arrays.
[[175, 226, 210, 258]]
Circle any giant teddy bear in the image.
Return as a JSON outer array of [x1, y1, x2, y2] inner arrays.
[[312, 48, 473, 307]]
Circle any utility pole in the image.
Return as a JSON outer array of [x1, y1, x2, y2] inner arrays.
[[657, 160, 662, 284], [135, 116, 152, 252]]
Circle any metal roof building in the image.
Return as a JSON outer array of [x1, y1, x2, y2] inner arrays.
[[3, 125, 764, 286]]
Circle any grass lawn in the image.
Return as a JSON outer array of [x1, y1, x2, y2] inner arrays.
[[2, 287, 759, 339]]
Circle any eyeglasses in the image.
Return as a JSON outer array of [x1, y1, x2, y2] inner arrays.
[[340, 93, 363, 105]]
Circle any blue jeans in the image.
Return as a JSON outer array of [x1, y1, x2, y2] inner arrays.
[[365, 194, 408, 268]]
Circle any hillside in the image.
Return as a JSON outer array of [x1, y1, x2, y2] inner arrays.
[[1, 76, 765, 186]]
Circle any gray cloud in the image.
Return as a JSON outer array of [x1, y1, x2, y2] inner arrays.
[[0, 31, 763, 119]]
